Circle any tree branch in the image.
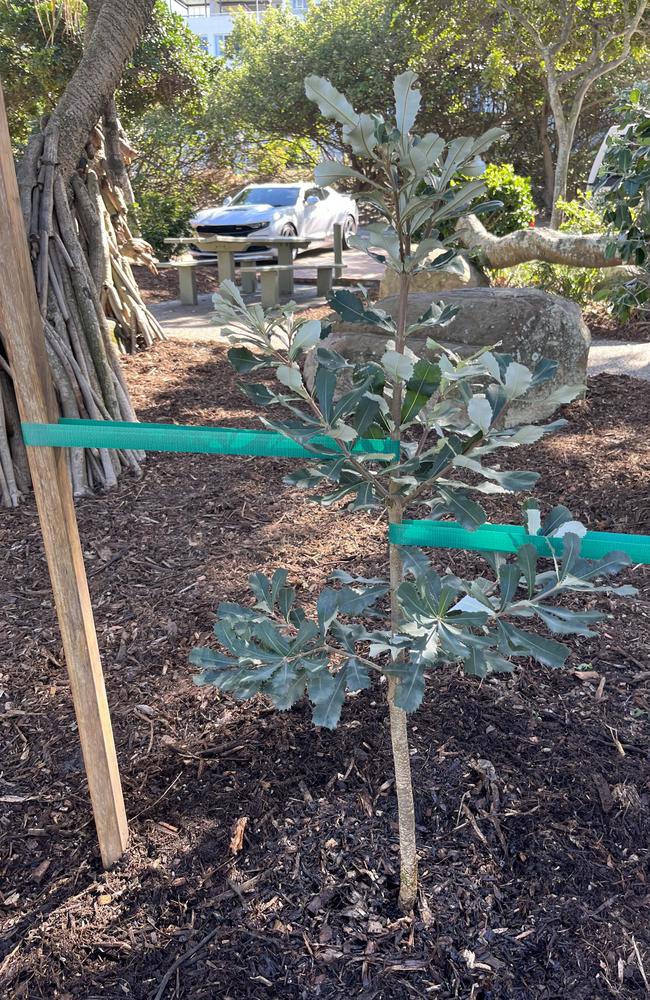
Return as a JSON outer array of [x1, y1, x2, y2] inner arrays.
[[455, 213, 621, 269], [45, 0, 155, 179]]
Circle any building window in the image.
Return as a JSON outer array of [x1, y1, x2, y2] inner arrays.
[[214, 33, 229, 56], [291, 0, 308, 13], [198, 35, 209, 52]]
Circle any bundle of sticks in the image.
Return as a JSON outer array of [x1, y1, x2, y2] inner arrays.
[[0, 121, 165, 506]]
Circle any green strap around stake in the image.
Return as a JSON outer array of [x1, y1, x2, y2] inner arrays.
[[390, 519, 650, 565], [21, 419, 650, 563], [21, 418, 399, 460]]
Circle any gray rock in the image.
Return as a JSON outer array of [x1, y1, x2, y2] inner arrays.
[[378, 250, 489, 298], [309, 287, 590, 425]]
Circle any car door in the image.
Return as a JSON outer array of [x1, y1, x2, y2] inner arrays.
[[302, 187, 328, 239]]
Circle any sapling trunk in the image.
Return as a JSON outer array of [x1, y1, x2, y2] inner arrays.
[[387, 271, 418, 912], [388, 511, 418, 912]]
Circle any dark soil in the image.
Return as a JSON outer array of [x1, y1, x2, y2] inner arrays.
[[583, 304, 650, 343], [1, 344, 649, 1000]]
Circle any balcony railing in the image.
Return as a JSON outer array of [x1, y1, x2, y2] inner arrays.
[[169, 0, 303, 17]]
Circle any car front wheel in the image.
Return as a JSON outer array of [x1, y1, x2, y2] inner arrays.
[[342, 215, 357, 250], [280, 224, 298, 259]]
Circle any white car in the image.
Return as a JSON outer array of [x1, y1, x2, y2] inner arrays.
[[189, 182, 358, 259]]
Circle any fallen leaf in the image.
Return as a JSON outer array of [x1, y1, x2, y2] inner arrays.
[[229, 815, 248, 854], [31, 860, 51, 884]]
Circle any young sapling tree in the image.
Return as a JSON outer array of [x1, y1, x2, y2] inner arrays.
[[191, 73, 635, 912]]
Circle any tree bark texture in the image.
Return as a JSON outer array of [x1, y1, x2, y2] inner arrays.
[[0, 0, 163, 507], [496, 0, 648, 228], [456, 213, 621, 270]]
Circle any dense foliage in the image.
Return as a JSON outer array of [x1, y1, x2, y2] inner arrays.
[[402, 0, 649, 213], [191, 74, 635, 910], [208, 0, 416, 157], [595, 86, 650, 319], [439, 162, 535, 239], [0, 0, 213, 149]]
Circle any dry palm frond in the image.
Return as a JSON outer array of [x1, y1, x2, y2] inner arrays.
[[34, 0, 85, 43]]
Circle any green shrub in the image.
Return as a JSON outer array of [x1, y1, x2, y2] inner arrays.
[[190, 75, 635, 914], [437, 162, 535, 241], [594, 86, 650, 321], [134, 190, 199, 256], [478, 162, 536, 235]]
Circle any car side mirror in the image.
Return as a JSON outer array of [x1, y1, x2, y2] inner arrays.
[[223, 196, 233, 206], [305, 195, 319, 206]]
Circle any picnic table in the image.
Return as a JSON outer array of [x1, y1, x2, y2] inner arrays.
[[163, 234, 311, 295]]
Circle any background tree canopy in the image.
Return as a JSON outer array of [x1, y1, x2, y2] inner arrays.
[[0, 0, 213, 150], [207, 0, 648, 211], [3, 0, 646, 249]]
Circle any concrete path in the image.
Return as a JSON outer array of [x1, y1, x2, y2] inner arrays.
[[150, 286, 328, 342], [586, 339, 650, 380], [294, 246, 383, 284]]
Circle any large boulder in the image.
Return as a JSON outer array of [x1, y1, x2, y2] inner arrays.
[[378, 250, 489, 298], [311, 287, 590, 425]]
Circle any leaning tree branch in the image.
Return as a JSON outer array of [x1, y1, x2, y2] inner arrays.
[[455, 214, 622, 269], [43, 0, 155, 180]]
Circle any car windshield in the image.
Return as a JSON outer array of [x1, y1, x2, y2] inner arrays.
[[231, 186, 300, 207]]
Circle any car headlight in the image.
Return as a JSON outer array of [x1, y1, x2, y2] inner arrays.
[[248, 221, 271, 231]]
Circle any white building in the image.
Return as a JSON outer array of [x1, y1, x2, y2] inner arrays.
[[167, 0, 307, 58]]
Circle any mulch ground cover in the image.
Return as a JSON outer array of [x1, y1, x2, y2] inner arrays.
[[1, 342, 649, 999], [583, 305, 650, 344]]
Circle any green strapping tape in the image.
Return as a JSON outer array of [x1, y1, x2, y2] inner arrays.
[[390, 520, 650, 564], [20, 420, 650, 564], [21, 419, 398, 460]]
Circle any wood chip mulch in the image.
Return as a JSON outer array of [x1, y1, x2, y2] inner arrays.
[[0, 343, 649, 999], [584, 303, 650, 343]]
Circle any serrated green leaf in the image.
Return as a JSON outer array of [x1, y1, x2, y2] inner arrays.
[[311, 670, 347, 728], [498, 622, 569, 668], [228, 346, 268, 373], [307, 667, 336, 704], [393, 662, 426, 712], [541, 505, 573, 536], [268, 666, 306, 710], [317, 587, 339, 633], [437, 485, 486, 530], [304, 75, 358, 127], [394, 70, 420, 136], [345, 657, 372, 691], [534, 606, 600, 637], [517, 544, 538, 598], [498, 562, 521, 608]]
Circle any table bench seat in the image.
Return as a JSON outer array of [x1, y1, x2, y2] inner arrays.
[[240, 263, 338, 305], [157, 259, 218, 305]]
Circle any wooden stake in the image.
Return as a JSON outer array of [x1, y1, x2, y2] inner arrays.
[[0, 85, 128, 867]]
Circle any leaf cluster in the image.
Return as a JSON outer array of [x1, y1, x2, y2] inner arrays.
[[192, 71, 634, 730], [192, 523, 634, 726], [594, 85, 650, 319], [212, 279, 568, 523]]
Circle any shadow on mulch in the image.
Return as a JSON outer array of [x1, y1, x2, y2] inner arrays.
[[0, 343, 649, 999]]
